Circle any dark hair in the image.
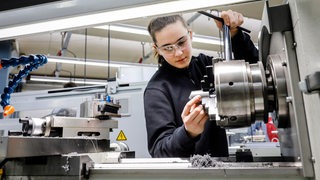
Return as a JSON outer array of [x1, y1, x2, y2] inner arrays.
[[147, 14, 188, 65]]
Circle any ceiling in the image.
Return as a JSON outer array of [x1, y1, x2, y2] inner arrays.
[[3, 0, 283, 84]]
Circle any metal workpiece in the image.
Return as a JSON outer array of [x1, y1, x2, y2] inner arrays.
[[202, 94, 219, 121], [189, 90, 219, 121]]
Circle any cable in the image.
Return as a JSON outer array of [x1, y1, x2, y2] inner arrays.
[[107, 25, 111, 79], [84, 28, 88, 86]]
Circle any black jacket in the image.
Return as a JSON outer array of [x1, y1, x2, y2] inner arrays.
[[144, 31, 258, 158]]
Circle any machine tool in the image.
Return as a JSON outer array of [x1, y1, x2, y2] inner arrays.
[[0, 88, 135, 179], [189, 0, 315, 178], [0, 0, 318, 179]]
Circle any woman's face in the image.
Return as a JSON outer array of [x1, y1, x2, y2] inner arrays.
[[154, 21, 192, 69]]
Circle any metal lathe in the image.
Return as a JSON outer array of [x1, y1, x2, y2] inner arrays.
[[0, 0, 319, 179]]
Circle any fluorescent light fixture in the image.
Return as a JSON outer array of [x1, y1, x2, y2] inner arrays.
[[48, 56, 125, 68], [97, 24, 150, 36], [192, 34, 222, 45], [96, 24, 222, 45], [0, 0, 250, 40], [30, 75, 107, 85], [47, 56, 157, 68]]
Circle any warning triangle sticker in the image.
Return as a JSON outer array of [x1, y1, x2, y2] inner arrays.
[[116, 130, 127, 141]]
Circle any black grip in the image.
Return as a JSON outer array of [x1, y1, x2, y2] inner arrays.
[[198, 11, 251, 33]]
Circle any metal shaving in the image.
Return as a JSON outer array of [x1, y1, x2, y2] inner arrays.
[[190, 154, 224, 168], [61, 156, 71, 172]]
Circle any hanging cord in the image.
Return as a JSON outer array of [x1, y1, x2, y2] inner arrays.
[[84, 28, 88, 86], [139, 42, 146, 63], [60, 70, 72, 82], [47, 33, 53, 56], [56, 32, 77, 82], [64, 48, 77, 82], [63, 48, 77, 82], [60, 32, 65, 53], [107, 25, 111, 79]]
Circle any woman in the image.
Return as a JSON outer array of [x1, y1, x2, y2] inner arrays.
[[144, 10, 258, 158]]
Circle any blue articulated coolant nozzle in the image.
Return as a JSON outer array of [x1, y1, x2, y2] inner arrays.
[[0, 54, 48, 116]]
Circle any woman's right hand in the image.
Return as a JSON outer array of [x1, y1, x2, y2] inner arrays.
[[181, 95, 208, 138], [214, 9, 244, 37]]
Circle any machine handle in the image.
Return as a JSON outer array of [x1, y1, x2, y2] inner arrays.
[[197, 11, 251, 33], [198, 11, 251, 61], [222, 23, 232, 61]]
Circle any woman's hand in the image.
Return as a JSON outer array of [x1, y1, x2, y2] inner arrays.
[[215, 10, 244, 37], [181, 95, 208, 138]]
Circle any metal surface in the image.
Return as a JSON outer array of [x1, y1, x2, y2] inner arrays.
[[17, 116, 118, 139], [4, 154, 94, 179], [50, 116, 118, 138], [214, 60, 267, 127], [80, 100, 122, 119], [0, 136, 111, 164], [265, 53, 289, 128], [263, 2, 314, 175], [89, 158, 304, 180], [188, 1, 316, 178], [223, 25, 233, 61], [1, 0, 320, 179], [0, 82, 150, 158], [291, 0, 320, 177], [216, 4, 314, 176]]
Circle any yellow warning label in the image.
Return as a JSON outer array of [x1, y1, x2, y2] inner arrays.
[[116, 130, 127, 141]]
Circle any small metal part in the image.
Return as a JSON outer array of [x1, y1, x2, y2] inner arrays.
[[80, 97, 121, 120], [286, 96, 293, 103], [299, 71, 320, 94]]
